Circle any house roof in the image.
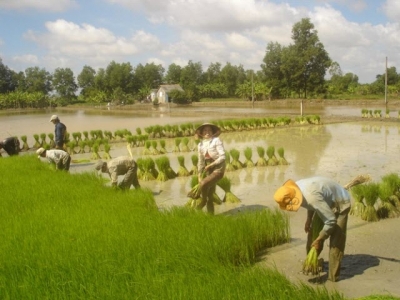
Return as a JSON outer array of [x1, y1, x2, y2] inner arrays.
[[158, 84, 184, 93]]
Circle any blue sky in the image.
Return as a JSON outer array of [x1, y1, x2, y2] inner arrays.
[[0, 0, 399, 84]]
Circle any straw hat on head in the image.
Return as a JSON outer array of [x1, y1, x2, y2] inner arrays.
[[273, 179, 303, 212], [36, 147, 46, 158], [49, 115, 59, 122], [195, 123, 221, 138]]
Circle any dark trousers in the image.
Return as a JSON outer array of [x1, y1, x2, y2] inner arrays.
[[119, 165, 140, 190], [306, 208, 349, 282]]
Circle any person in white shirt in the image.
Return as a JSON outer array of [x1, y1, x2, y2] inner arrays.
[[36, 147, 71, 171], [195, 123, 226, 214]]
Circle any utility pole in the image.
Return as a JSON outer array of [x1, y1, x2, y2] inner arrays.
[[385, 56, 388, 105]]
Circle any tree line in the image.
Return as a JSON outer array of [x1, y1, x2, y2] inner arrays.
[[0, 18, 398, 109]]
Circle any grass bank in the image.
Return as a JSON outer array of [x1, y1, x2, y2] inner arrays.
[[0, 155, 348, 299]]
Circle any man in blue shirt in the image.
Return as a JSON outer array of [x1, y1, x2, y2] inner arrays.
[[274, 176, 351, 282], [49, 115, 67, 149]]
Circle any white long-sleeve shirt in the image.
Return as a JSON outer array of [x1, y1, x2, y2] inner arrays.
[[197, 137, 225, 173], [45, 149, 70, 168]]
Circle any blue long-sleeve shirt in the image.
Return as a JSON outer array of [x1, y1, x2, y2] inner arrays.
[[296, 176, 351, 240], [54, 122, 66, 147]]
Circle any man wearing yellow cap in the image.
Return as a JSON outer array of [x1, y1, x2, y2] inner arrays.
[[274, 176, 351, 282]]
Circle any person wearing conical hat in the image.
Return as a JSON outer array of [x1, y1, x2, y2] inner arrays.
[[195, 123, 225, 215], [274, 176, 351, 282]]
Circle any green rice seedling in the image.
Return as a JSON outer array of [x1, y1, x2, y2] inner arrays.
[[176, 156, 190, 177], [66, 141, 76, 155], [190, 154, 198, 175], [155, 156, 169, 182], [103, 143, 112, 159], [91, 142, 101, 160], [350, 184, 365, 217], [103, 130, 113, 140], [47, 133, 56, 148], [136, 157, 144, 179], [136, 127, 142, 135], [151, 140, 160, 155], [141, 157, 156, 181], [361, 183, 380, 222], [144, 125, 154, 138], [90, 130, 97, 140], [159, 139, 167, 154], [381, 173, 400, 202], [277, 147, 289, 165], [255, 146, 268, 167], [142, 140, 152, 155], [163, 124, 172, 138], [302, 247, 319, 276], [165, 157, 176, 179], [186, 175, 202, 207], [217, 176, 240, 203], [266, 146, 278, 166], [173, 137, 181, 152], [39, 133, 47, 146], [78, 140, 86, 154], [224, 151, 236, 172], [154, 125, 163, 138], [180, 137, 190, 152], [230, 149, 243, 170], [20, 135, 30, 151], [243, 147, 254, 168], [378, 181, 400, 219], [82, 130, 89, 141]]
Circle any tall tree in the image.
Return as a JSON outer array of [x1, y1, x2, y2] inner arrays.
[[164, 63, 182, 84], [23, 66, 52, 94], [77, 65, 96, 97], [0, 58, 16, 93], [261, 42, 286, 98], [180, 60, 203, 100], [52, 68, 78, 103], [288, 18, 331, 98], [104, 61, 134, 95]]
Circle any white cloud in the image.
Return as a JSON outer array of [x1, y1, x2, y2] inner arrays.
[[12, 54, 39, 65], [0, 0, 78, 12], [382, 0, 400, 21]]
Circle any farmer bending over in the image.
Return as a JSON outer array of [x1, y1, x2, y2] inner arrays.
[[0, 137, 20, 156], [195, 123, 226, 215], [274, 176, 351, 282], [36, 147, 71, 171], [95, 156, 140, 190]]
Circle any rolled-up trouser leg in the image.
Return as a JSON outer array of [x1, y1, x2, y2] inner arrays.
[[197, 170, 223, 214], [328, 208, 349, 282]]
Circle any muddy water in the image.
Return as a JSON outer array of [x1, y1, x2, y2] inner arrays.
[[1, 109, 400, 215]]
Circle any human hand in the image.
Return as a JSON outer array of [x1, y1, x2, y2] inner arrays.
[[311, 238, 322, 251]]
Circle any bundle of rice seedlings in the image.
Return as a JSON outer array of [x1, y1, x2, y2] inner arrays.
[[141, 157, 156, 181], [230, 149, 243, 170], [173, 138, 181, 152], [136, 127, 142, 135], [180, 137, 190, 152], [277, 147, 289, 165], [103, 143, 112, 159], [212, 190, 223, 205], [224, 151, 236, 172], [20, 135, 30, 151], [151, 140, 160, 155], [187, 175, 202, 199], [189, 154, 198, 175], [47, 133, 56, 149], [302, 247, 319, 275], [142, 140, 152, 155], [361, 183, 380, 222], [350, 185, 365, 216], [159, 140, 167, 154], [39, 133, 47, 146], [243, 147, 254, 168], [103, 130, 113, 140], [217, 176, 240, 203], [377, 181, 400, 219], [165, 157, 177, 179], [176, 156, 190, 177], [155, 156, 169, 182], [91, 143, 101, 160], [255, 146, 268, 167], [266, 146, 278, 166], [78, 140, 86, 154], [82, 131, 89, 141], [381, 173, 400, 203], [72, 132, 80, 143]]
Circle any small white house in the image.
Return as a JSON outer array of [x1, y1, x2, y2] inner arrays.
[[156, 84, 184, 104]]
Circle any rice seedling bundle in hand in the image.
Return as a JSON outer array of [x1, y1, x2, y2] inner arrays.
[[230, 149, 243, 170], [361, 183, 380, 222], [277, 147, 289, 165], [186, 175, 202, 207], [243, 147, 254, 168], [255, 146, 268, 167], [217, 176, 240, 203], [176, 156, 190, 177], [302, 247, 320, 275]]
